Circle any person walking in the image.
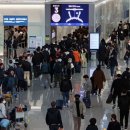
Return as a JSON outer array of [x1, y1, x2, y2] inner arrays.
[[60, 75, 72, 107], [107, 114, 121, 130], [83, 75, 92, 108], [118, 89, 130, 130], [110, 74, 122, 109], [46, 101, 63, 130], [92, 65, 106, 96], [70, 94, 86, 130], [86, 118, 98, 130]]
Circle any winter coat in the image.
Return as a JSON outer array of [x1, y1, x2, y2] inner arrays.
[[107, 121, 121, 130], [60, 78, 72, 92], [46, 108, 63, 128], [15, 67, 24, 81], [118, 94, 130, 112], [98, 44, 106, 61], [92, 69, 106, 89], [22, 60, 31, 72], [86, 125, 98, 130], [83, 79, 92, 92], [69, 101, 86, 117], [73, 50, 81, 63], [110, 78, 122, 95], [32, 52, 42, 66], [109, 57, 118, 67]]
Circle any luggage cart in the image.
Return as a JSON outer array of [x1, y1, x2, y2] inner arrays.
[[10, 105, 28, 130]]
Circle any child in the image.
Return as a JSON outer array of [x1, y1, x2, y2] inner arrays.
[[86, 118, 98, 130]]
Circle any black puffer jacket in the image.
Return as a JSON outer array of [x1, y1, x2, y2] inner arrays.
[[46, 108, 63, 128]]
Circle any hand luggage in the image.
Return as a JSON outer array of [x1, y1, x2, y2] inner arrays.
[[106, 93, 113, 104], [56, 100, 63, 110]]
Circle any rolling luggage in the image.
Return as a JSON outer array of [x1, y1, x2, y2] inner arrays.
[[56, 100, 63, 110]]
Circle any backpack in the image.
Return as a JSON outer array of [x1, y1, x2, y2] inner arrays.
[[54, 62, 62, 73], [41, 62, 50, 74]]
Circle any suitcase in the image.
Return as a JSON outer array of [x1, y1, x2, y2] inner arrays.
[[56, 100, 63, 110]]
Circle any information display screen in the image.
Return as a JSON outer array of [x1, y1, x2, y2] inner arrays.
[[90, 33, 99, 50], [51, 4, 89, 26], [3, 16, 28, 26]]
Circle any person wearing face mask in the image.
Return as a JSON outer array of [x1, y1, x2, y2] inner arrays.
[[107, 114, 121, 130], [69, 94, 86, 130]]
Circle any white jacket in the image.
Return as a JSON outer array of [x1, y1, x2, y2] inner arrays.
[[83, 79, 92, 92], [0, 103, 6, 118], [69, 101, 86, 117]]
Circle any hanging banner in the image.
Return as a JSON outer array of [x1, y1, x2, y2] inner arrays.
[[3, 16, 28, 26]]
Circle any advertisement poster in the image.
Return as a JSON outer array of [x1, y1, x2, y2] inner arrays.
[[90, 33, 99, 50], [51, 4, 89, 26], [3, 16, 28, 58], [29, 36, 36, 49], [36, 36, 43, 48]]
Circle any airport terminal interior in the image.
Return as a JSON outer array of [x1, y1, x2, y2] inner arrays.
[[0, 0, 130, 130]]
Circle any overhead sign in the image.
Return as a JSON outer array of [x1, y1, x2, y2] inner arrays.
[[51, 4, 89, 26], [90, 33, 99, 50], [3, 16, 28, 26]]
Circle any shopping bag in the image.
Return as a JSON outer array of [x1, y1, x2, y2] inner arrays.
[[106, 93, 113, 104]]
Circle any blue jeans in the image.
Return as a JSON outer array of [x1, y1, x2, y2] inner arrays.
[[86, 91, 91, 107], [62, 92, 69, 106], [110, 66, 115, 76], [49, 125, 59, 130]]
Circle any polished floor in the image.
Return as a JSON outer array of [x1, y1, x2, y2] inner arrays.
[[15, 55, 129, 130]]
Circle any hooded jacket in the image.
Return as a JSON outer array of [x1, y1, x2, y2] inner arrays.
[[46, 108, 63, 128]]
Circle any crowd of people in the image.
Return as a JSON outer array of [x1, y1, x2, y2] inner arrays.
[[1, 23, 130, 130]]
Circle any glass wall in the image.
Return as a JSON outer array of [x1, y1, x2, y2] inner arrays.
[[95, 0, 129, 39]]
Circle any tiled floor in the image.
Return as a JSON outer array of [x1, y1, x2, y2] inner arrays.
[[4, 46, 128, 130], [17, 57, 129, 130]]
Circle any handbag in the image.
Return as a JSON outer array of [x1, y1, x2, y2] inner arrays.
[[106, 93, 113, 104], [80, 114, 84, 119]]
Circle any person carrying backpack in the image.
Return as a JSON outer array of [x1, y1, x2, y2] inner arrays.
[[41, 60, 51, 89], [46, 101, 63, 130], [60, 75, 72, 107]]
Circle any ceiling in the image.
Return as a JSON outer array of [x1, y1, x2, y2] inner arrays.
[[0, 0, 101, 4]]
